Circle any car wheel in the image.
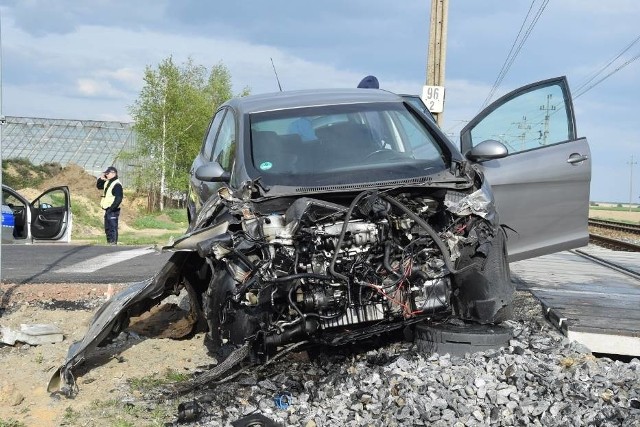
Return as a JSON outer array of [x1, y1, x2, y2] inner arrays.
[[203, 268, 260, 360], [203, 268, 233, 356]]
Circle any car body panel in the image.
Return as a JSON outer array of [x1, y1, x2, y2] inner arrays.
[[2, 185, 72, 244], [460, 77, 590, 262]]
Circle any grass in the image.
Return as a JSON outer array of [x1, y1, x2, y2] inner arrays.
[[131, 216, 183, 230], [57, 369, 191, 427], [0, 420, 27, 427], [87, 399, 171, 427], [127, 368, 191, 392], [76, 232, 182, 246], [162, 208, 188, 223], [61, 407, 81, 425], [72, 204, 188, 245], [70, 199, 104, 232], [130, 208, 187, 230], [590, 206, 640, 212], [2, 158, 61, 189]]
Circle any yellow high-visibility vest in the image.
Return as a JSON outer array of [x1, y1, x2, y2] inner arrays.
[[100, 178, 121, 209]]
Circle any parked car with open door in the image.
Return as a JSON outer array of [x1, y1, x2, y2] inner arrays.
[[1, 185, 72, 244]]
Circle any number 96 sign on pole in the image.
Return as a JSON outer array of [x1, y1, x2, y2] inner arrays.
[[421, 85, 445, 113]]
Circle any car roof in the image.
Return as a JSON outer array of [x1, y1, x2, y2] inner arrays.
[[226, 88, 404, 115]]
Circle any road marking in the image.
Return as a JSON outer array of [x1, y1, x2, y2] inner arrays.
[[55, 247, 156, 273]]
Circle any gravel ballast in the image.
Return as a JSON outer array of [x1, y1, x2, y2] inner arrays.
[[168, 291, 640, 426]]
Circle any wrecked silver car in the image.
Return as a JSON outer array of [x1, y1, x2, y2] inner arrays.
[[51, 77, 591, 394]]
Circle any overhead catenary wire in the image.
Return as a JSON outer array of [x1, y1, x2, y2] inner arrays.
[[573, 34, 640, 94], [479, 0, 550, 111], [572, 34, 640, 99], [573, 52, 640, 99]]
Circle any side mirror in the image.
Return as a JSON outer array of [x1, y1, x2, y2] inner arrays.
[[465, 139, 509, 162], [195, 162, 230, 183]]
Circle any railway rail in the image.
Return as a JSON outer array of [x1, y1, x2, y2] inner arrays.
[[571, 248, 640, 281], [588, 218, 640, 235], [588, 218, 640, 251], [588, 233, 640, 252]]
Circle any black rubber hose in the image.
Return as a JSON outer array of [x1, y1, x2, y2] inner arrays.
[[384, 242, 403, 279], [329, 191, 372, 282], [379, 193, 459, 274], [271, 273, 333, 283], [231, 249, 256, 271]]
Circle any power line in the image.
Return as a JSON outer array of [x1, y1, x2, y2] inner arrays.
[[480, 0, 550, 110], [573, 34, 640, 94], [574, 52, 640, 99], [481, 0, 536, 108]]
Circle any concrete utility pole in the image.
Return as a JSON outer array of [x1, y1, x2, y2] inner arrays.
[[425, 0, 449, 126]]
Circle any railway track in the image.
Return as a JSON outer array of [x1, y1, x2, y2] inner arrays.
[[588, 218, 640, 251], [588, 218, 640, 235], [588, 233, 640, 252]]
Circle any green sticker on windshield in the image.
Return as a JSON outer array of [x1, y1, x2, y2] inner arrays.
[[259, 161, 273, 170]]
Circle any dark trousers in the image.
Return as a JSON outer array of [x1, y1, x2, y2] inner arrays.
[[104, 208, 120, 244]]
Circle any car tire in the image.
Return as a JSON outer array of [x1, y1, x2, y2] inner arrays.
[[203, 268, 261, 360], [203, 268, 233, 357]]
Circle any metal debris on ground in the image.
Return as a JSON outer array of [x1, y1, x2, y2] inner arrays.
[[0, 323, 64, 346]]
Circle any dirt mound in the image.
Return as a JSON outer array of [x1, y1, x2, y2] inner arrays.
[[39, 163, 102, 204]]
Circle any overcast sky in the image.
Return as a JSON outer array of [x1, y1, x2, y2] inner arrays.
[[0, 0, 638, 203]]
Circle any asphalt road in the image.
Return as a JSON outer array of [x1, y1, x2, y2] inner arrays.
[[0, 244, 174, 284]]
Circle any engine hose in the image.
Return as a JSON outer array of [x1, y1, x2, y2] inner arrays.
[[379, 193, 460, 274], [384, 242, 403, 279], [231, 248, 256, 271], [233, 275, 259, 297], [271, 273, 333, 283], [329, 191, 372, 282]]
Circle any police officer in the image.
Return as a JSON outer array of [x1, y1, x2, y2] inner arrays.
[[97, 166, 123, 245]]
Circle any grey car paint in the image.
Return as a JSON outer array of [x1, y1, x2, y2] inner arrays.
[[461, 76, 590, 262]]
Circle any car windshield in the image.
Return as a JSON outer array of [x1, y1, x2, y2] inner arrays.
[[249, 102, 448, 187]]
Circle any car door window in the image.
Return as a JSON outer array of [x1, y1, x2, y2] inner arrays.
[[212, 110, 236, 171], [466, 82, 573, 155], [202, 109, 226, 160]]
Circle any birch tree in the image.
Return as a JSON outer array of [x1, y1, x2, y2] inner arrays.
[[127, 57, 247, 211]]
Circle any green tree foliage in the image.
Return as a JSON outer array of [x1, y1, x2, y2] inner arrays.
[[126, 57, 248, 211]]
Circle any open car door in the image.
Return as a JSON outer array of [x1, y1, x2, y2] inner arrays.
[[30, 186, 72, 242], [460, 76, 591, 262], [2, 185, 31, 243]]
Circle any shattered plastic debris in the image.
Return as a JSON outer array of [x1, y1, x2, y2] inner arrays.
[[273, 391, 293, 410], [445, 188, 491, 218]]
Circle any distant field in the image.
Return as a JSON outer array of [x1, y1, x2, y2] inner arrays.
[[589, 207, 640, 224]]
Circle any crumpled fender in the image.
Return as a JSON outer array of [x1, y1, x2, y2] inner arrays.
[[48, 252, 190, 396]]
